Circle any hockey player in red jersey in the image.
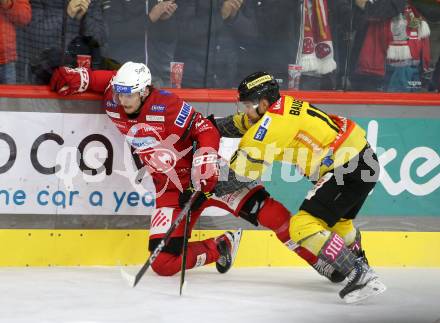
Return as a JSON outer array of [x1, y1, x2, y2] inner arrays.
[[50, 62, 343, 282], [50, 62, 243, 276]]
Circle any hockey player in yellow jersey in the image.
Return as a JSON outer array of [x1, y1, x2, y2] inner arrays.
[[213, 72, 386, 304]]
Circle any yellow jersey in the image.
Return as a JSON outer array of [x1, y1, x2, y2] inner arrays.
[[229, 95, 367, 180]]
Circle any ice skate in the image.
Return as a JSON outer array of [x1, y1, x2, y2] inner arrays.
[[215, 229, 243, 274], [339, 259, 386, 304]]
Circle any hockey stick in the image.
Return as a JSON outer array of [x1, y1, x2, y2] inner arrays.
[[179, 208, 191, 295], [179, 140, 199, 295], [122, 191, 202, 288]]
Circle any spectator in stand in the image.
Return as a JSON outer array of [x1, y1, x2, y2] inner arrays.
[[238, 0, 298, 90], [206, 0, 257, 88], [146, 0, 179, 87], [348, 0, 408, 91], [16, 0, 107, 84], [296, 0, 352, 91], [413, 0, 440, 92], [0, 0, 31, 84], [237, 0, 352, 91], [102, 0, 147, 66], [174, 0, 257, 88], [383, 3, 431, 92], [67, 0, 91, 20], [103, 0, 179, 87]]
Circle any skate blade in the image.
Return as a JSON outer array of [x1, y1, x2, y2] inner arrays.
[[230, 229, 243, 267], [343, 278, 387, 304]]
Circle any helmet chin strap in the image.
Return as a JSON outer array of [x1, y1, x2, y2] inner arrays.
[[253, 103, 265, 117], [247, 103, 264, 125], [140, 86, 150, 101]]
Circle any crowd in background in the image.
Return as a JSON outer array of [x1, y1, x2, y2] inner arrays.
[[1, 0, 439, 92]]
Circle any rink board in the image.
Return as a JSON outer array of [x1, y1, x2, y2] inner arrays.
[[1, 92, 439, 269], [0, 229, 439, 267]]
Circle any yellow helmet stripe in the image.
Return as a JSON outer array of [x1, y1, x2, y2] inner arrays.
[[246, 75, 272, 89]]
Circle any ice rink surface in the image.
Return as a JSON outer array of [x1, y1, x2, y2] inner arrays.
[[0, 266, 439, 323]]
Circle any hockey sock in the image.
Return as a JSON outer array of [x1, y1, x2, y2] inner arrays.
[[151, 239, 219, 276], [257, 197, 291, 243], [315, 232, 357, 276]]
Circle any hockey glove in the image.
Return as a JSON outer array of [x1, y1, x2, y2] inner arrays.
[[50, 66, 90, 95], [178, 187, 213, 212], [191, 152, 219, 193]]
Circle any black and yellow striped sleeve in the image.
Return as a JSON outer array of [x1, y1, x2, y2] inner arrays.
[[214, 113, 252, 138]]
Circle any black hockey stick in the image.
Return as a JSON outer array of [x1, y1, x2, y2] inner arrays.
[[179, 208, 191, 295], [179, 140, 199, 294], [122, 191, 202, 287]]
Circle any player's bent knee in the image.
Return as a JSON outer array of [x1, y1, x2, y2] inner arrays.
[[331, 219, 356, 245], [151, 252, 181, 276], [289, 210, 328, 243], [257, 198, 290, 228]]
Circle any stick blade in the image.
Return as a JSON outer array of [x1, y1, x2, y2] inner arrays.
[[120, 266, 136, 287]]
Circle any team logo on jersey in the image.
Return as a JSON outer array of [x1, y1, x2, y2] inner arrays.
[[195, 253, 207, 267], [141, 148, 176, 173], [149, 208, 173, 236], [145, 123, 165, 133], [269, 97, 284, 115], [295, 130, 323, 153], [105, 100, 118, 109], [151, 104, 166, 113], [174, 102, 192, 128], [146, 115, 165, 122], [254, 127, 267, 141], [272, 98, 282, 110], [195, 118, 210, 133], [253, 116, 271, 141], [127, 123, 193, 198], [126, 136, 159, 149], [321, 155, 334, 167]]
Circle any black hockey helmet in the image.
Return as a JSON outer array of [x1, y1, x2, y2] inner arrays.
[[238, 72, 280, 105]]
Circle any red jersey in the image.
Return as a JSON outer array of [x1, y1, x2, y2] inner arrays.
[[88, 70, 220, 206]]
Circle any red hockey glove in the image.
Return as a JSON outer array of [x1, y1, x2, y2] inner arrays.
[[191, 151, 219, 193], [50, 67, 90, 95]]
